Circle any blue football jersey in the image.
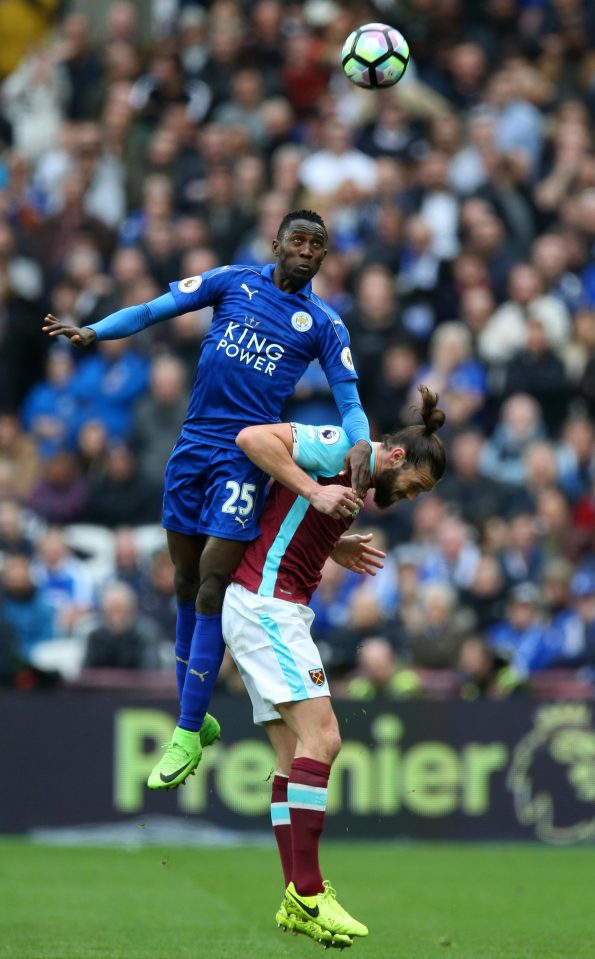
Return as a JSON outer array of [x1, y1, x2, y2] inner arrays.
[[169, 263, 357, 448]]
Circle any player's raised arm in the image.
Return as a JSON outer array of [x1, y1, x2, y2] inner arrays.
[[236, 424, 361, 519], [42, 291, 181, 346]]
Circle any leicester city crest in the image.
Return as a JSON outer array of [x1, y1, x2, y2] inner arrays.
[[291, 311, 313, 333]]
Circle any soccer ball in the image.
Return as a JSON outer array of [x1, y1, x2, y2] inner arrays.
[[341, 22, 410, 89]]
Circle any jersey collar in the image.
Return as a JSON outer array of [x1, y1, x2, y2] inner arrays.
[[262, 262, 313, 297]]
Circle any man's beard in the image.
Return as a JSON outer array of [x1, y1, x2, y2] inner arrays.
[[373, 464, 404, 509]]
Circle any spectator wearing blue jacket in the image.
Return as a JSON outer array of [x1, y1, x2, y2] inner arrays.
[[20, 347, 78, 458], [487, 582, 557, 677], [0, 553, 54, 658], [548, 567, 595, 672], [69, 338, 150, 444]]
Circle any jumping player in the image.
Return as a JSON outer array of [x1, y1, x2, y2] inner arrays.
[[42, 210, 372, 787], [222, 386, 447, 947]]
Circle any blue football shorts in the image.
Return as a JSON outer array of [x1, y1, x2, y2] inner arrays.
[[162, 435, 268, 541]]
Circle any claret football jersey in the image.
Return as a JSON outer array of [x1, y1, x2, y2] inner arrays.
[[169, 264, 357, 448], [232, 423, 376, 606]]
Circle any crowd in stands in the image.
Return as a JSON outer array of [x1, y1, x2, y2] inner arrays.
[[0, 0, 593, 699]]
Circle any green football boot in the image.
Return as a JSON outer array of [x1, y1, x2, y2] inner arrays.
[[147, 714, 220, 790], [284, 880, 368, 939], [276, 899, 352, 949]]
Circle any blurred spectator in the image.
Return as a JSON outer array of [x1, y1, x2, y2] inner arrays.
[[409, 581, 476, 669], [69, 338, 150, 444], [108, 526, 148, 595], [27, 450, 88, 525], [412, 151, 460, 261], [457, 636, 504, 700], [366, 341, 420, 437], [414, 322, 486, 429], [0, 259, 47, 412], [536, 487, 575, 561], [460, 554, 506, 632], [55, 12, 104, 121], [501, 316, 570, 431], [478, 263, 570, 365], [356, 93, 425, 163], [0, 552, 54, 658], [1, 46, 68, 161], [83, 580, 160, 670], [397, 215, 442, 340], [542, 557, 574, 617], [419, 514, 481, 590], [310, 558, 358, 667], [84, 443, 161, 528], [476, 152, 536, 259], [345, 637, 422, 700], [0, 412, 40, 501], [439, 431, 509, 527], [500, 512, 544, 585], [20, 347, 77, 458], [449, 110, 495, 197], [33, 170, 116, 281], [480, 393, 545, 487], [138, 547, 177, 647], [281, 26, 330, 118], [549, 566, 595, 670], [483, 69, 544, 176], [298, 119, 377, 199], [213, 68, 268, 149], [132, 354, 187, 490], [33, 527, 94, 636], [556, 416, 595, 504], [487, 582, 555, 678], [0, 499, 35, 559], [532, 233, 583, 315], [76, 419, 109, 479], [345, 265, 403, 403]]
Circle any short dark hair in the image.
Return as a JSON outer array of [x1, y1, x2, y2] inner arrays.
[[383, 385, 447, 485], [277, 209, 327, 242]]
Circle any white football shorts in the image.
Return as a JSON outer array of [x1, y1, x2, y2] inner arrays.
[[222, 582, 330, 724]]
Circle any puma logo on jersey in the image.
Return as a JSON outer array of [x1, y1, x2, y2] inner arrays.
[[234, 515, 249, 528], [241, 282, 259, 300]]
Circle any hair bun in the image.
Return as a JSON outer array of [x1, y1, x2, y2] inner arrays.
[[418, 385, 446, 434]]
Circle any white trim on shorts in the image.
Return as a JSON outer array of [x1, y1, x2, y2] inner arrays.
[[222, 582, 330, 724]]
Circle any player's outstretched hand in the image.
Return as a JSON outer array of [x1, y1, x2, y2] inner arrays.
[[309, 483, 363, 519], [343, 440, 372, 500], [42, 314, 97, 348], [331, 533, 386, 575]]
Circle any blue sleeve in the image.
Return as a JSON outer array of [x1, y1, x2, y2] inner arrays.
[[311, 298, 359, 387], [88, 293, 178, 341], [331, 380, 371, 447]]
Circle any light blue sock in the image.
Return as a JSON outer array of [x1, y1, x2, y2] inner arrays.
[[178, 613, 225, 732], [174, 601, 196, 701]]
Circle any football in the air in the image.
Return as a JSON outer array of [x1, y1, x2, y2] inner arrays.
[[341, 22, 410, 89]]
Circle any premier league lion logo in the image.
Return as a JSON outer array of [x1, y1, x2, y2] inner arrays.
[[507, 705, 595, 843]]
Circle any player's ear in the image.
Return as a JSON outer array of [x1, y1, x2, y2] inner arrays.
[[390, 446, 406, 466], [272, 238, 280, 257]]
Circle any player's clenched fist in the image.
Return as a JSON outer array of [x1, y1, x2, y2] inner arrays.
[[308, 484, 363, 519], [42, 314, 97, 348]]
